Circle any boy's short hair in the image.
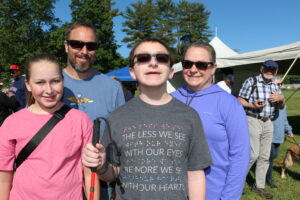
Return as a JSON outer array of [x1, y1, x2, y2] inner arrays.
[[129, 38, 174, 68]]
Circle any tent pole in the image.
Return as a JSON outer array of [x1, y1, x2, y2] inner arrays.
[[281, 52, 300, 82]]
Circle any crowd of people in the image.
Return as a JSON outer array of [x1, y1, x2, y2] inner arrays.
[[0, 21, 295, 200]]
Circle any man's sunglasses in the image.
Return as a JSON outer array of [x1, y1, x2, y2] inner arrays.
[[10, 70, 18, 74], [182, 60, 214, 70], [67, 40, 98, 51], [134, 53, 170, 64]]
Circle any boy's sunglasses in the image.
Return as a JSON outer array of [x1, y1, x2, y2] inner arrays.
[[134, 53, 170, 64], [182, 60, 214, 70], [67, 40, 98, 51]]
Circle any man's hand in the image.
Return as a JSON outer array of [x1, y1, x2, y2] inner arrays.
[[268, 91, 284, 103], [82, 143, 106, 171], [287, 133, 294, 138], [253, 99, 266, 109]]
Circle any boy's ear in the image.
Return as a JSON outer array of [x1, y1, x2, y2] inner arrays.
[[129, 67, 137, 80]]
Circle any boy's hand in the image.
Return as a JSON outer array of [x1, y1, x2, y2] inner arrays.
[[82, 143, 106, 169]]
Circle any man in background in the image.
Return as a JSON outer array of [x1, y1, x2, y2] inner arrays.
[[217, 73, 234, 94], [266, 76, 294, 188], [8, 65, 27, 110], [238, 60, 285, 199]]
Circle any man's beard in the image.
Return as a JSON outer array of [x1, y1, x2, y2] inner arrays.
[[69, 57, 93, 73], [261, 72, 274, 80]]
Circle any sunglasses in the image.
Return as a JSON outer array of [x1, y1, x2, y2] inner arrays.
[[181, 60, 214, 70], [134, 53, 170, 64], [277, 83, 282, 86], [10, 70, 18, 74], [67, 40, 98, 51]]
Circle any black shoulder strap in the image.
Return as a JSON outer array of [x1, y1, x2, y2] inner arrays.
[[14, 104, 71, 170], [249, 76, 259, 100]]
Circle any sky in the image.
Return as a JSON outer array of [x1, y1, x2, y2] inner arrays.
[[54, 0, 300, 58]]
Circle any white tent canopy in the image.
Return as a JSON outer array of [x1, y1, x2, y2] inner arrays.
[[217, 41, 300, 68], [168, 39, 300, 93], [209, 36, 238, 58]]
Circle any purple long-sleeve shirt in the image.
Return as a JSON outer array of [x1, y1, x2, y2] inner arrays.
[[172, 84, 250, 200]]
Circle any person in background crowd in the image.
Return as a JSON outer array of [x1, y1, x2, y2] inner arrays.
[[8, 65, 27, 110], [62, 21, 125, 200], [82, 38, 212, 200], [266, 76, 294, 189], [0, 53, 99, 199], [238, 60, 285, 199], [172, 42, 250, 200], [217, 73, 235, 94], [110, 76, 134, 102], [0, 82, 18, 126]]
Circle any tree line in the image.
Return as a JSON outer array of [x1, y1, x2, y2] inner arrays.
[[0, 0, 211, 85]]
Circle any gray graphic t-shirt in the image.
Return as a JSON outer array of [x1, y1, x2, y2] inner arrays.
[[102, 97, 212, 200]]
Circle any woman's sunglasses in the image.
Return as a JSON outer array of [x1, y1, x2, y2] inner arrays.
[[181, 60, 214, 70], [134, 53, 170, 64], [67, 40, 98, 51]]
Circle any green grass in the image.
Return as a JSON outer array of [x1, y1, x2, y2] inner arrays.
[[241, 89, 300, 200]]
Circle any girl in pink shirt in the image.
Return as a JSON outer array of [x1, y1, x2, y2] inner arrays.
[[0, 54, 99, 200]]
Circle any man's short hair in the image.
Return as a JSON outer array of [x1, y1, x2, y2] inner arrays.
[[65, 21, 98, 41]]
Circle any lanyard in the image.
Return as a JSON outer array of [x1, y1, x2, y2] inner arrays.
[[185, 91, 197, 106]]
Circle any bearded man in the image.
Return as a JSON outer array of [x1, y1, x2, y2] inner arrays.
[[62, 21, 125, 200], [238, 60, 285, 199]]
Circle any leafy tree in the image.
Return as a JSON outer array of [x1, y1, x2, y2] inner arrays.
[[152, 0, 177, 47], [47, 23, 69, 67], [175, 0, 212, 55], [0, 0, 58, 85], [121, 0, 211, 60], [69, 0, 126, 72], [121, 0, 156, 48], [0, 0, 58, 68]]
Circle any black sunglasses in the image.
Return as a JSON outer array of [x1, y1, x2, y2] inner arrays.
[[67, 40, 98, 51], [182, 60, 214, 70], [10, 70, 18, 74], [134, 53, 170, 64]]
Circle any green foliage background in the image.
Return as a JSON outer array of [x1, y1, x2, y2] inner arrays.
[[0, 0, 212, 85]]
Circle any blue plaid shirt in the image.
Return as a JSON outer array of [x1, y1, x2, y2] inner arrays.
[[239, 74, 281, 118]]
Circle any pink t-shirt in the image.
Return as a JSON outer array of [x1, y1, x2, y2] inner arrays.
[[0, 107, 92, 200]]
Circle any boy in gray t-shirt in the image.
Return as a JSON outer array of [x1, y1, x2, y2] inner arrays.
[[82, 38, 212, 200]]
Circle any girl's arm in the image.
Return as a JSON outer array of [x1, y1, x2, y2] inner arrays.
[[0, 171, 13, 200], [188, 170, 206, 200], [83, 165, 100, 200]]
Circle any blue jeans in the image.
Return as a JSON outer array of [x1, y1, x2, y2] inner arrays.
[[100, 181, 115, 200], [266, 143, 280, 183]]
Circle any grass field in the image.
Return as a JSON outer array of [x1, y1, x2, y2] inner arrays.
[[241, 89, 300, 200]]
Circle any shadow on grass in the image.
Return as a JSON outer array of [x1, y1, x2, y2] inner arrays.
[[273, 166, 300, 181]]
